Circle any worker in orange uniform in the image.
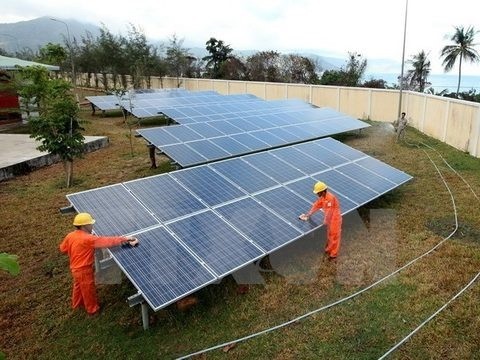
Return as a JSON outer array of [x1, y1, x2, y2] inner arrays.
[[60, 212, 139, 315], [299, 181, 342, 259]]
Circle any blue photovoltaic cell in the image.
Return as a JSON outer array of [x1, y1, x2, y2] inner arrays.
[[215, 197, 302, 252], [124, 174, 206, 222], [228, 118, 261, 132], [186, 123, 224, 138], [270, 147, 329, 174], [211, 120, 243, 135], [165, 126, 203, 142], [211, 158, 278, 193], [314, 169, 378, 205], [209, 136, 251, 154], [255, 187, 322, 232], [266, 127, 303, 142], [110, 226, 215, 310], [167, 211, 264, 276], [250, 130, 286, 147], [295, 142, 348, 167], [356, 157, 412, 184], [172, 166, 246, 206], [137, 128, 180, 146], [186, 140, 231, 159], [243, 152, 304, 183], [67, 184, 158, 236], [318, 137, 366, 160], [336, 163, 396, 194], [282, 124, 317, 139], [230, 133, 269, 150], [161, 143, 206, 167]]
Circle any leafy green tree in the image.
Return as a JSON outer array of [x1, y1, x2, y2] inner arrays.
[[203, 37, 234, 79], [441, 26, 480, 97], [320, 52, 367, 87], [16, 66, 84, 187], [362, 78, 388, 89], [406, 50, 431, 92], [37, 43, 68, 79]]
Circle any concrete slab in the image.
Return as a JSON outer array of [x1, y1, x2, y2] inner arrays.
[[0, 134, 109, 181]]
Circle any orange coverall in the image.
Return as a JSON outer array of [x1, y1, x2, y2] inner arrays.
[[306, 192, 342, 258], [59, 230, 125, 314]]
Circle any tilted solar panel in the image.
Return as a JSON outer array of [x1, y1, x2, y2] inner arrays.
[[137, 107, 369, 167], [66, 138, 412, 311]]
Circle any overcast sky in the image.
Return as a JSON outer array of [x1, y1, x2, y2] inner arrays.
[[1, 0, 480, 74]]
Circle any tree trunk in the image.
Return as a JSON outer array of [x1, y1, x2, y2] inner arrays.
[[456, 56, 463, 98], [65, 160, 73, 188]]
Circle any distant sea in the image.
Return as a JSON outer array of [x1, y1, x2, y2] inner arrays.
[[365, 72, 480, 92]]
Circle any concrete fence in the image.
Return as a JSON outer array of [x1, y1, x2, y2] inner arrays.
[[79, 74, 480, 158]]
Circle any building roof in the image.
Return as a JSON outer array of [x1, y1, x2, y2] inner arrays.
[[0, 55, 60, 71]]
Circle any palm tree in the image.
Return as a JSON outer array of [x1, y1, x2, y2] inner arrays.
[[407, 50, 431, 92], [440, 26, 480, 97]]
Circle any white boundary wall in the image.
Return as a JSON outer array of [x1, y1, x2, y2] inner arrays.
[[82, 74, 480, 158]]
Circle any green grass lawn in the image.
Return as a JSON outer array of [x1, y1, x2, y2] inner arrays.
[[1, 111, 480, 359]]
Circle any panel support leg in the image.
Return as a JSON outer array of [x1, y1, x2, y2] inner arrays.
[[141, 302, 149, 330]]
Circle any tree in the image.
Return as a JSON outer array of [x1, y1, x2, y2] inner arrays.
[[37, 43, 68, 79], [16, 66, 84, 187], [406, 50, 431, 92], [320, 52, 367, 87], [280, 54, 319, 84], [203, 37, 234, 79], [441, 26, 480, 97], [245, 51, 281, 82], [165, 34, 192, 87]]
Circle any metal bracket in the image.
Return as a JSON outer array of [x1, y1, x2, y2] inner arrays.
[[98, 257, 115, 270], [127, 292, 145, 307], [59, 205, 75, 214]]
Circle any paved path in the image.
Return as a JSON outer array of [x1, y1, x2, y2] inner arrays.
[[0, 134, 108, 181]]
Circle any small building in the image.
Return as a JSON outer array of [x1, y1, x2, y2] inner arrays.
[[0, 55, 60, 127]]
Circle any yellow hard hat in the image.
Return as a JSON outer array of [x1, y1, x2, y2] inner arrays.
[[313, 181, 327, 194], [73, 212, 96, 226]]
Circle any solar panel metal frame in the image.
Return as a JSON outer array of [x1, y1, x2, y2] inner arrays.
[[66, 137, 412, 311]]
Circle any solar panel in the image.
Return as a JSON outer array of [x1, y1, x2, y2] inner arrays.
[[215, 197, 303, 252], [66, 184, 158, 235], [171, 166, 246, 206], [167, 210, 264, 276], [124, 175, 206, 222], [210, 158, 278, 193], [138, 107, 369, 167], [110, 226, 216, 310], [66, 137, 412, 312]]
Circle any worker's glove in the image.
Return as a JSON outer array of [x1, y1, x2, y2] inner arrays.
[[298, 214, 309, 221], [123, 236, 139, 247]]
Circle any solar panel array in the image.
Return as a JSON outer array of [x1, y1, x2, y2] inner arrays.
[[86, 88, 192, 111], [160, 99, 313, 124], [125, 93, 262, 118], [66, 137, 412, 311], [138, 108, 369, 167]]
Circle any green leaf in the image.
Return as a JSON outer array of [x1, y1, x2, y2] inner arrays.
[[0, 253, 20, 276]]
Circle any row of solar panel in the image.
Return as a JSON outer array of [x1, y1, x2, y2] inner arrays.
[[138, 108, 368, 167], [67, 137, 412, 310], [86, 90, 258, 112], [159, 99, 313, 124]]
